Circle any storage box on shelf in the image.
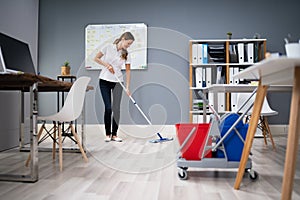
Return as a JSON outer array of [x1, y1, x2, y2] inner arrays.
[[189, 39, 266, 123]]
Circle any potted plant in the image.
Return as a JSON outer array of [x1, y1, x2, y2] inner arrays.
[[227, 32, 232, 39], [61, 61, 71, 75]]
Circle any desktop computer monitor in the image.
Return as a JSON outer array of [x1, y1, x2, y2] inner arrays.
[[0, 32, 36, 74]]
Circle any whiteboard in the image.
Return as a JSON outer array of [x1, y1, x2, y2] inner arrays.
[[85, 23, 147, 70]]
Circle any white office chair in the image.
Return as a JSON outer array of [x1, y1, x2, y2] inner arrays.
[[26, 76, 91, 171], [237, 93, 277, 150]]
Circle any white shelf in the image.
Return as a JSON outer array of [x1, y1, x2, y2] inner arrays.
[[191, 63, 254, 67], [190, 87, 204, 90], [190, 110, 211, 114], [190, 38, 266, 43]]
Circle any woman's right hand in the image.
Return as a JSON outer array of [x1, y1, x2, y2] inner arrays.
[[126, 88, 131, 96]]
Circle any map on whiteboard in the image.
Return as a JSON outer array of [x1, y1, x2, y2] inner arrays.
[[85, 23, 147, 70]]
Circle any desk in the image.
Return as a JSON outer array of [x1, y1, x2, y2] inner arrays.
[[232, 57, 300, 200], [0, 73, 73, 182], [198, 84, 292, 123]]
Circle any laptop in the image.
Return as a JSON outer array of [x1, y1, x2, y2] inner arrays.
[[0, 32, 36, 74], [0, 46, 23, 74]]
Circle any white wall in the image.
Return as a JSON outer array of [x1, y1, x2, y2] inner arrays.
[[38, 0, 299, 125]]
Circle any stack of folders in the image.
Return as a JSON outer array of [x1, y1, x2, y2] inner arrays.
[[193, 99, 204, 110], [192, 43, 209, 64], [208, 45, 225, 63], [193, 99, 210, 112]]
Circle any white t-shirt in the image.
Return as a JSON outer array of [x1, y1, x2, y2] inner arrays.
[[98, 43, 130, 82]]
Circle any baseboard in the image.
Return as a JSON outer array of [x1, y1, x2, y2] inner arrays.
[[269, 124, 289, 136]]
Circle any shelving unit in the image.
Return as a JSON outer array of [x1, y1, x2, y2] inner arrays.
[[189, 39, 266, 123]]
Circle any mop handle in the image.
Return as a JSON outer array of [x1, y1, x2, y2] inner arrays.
[[114, 75, 153, 125], [198, 90, 220, 121]]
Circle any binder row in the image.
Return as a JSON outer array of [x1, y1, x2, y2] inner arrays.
[[192, 42, 256, 65], [195, 66, 226, 88], [192, 43, 208, 64], [235, 43, 254, 64], [195, 67, 212, 88]]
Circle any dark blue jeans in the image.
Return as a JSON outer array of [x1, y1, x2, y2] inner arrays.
[[99, 79, 123, 136]]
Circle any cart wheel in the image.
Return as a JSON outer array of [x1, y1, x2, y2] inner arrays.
[[247, 169, 259, 181], [178, 169, 188, 180]]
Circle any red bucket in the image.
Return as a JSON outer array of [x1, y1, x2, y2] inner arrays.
[[176, 123, 212, 160]]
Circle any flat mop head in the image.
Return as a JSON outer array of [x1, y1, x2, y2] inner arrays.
[[149, 133, 174, 143]]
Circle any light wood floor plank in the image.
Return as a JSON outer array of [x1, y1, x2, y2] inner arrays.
[[0, 125, 299, 200]]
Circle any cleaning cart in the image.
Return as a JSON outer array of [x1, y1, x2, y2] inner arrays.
[[176, 91, 259, 180]]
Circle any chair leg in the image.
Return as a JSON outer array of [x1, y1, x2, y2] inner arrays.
[[52, 123, 57, 160], [58, 123, 63, 172], [263, 116, 276, 150], [247, 115, 275, 150], [70, 125, 88, 162], [25, 122, 45, 167], [260, 116, 268, 145]]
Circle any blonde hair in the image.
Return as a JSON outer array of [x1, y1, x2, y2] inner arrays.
[[113, 32, 134, 60]]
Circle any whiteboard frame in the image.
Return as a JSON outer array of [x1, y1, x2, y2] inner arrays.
[[85, 23, 147, 70]]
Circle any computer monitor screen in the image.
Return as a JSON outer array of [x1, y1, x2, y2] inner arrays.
[[0, 46, 6, 73], [0, 32, 36, 74]]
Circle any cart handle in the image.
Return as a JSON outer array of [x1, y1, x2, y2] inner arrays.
[[235, 87, 257, 113], [212, 109, 252, 151]]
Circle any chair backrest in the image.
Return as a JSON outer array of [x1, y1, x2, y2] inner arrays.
[[237, 93, 278, 116], [57, 76, 91, 122]]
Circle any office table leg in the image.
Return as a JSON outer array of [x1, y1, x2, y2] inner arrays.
[[281, 67, 300, 200], [29, 84, 39, 181], [0, 85, 38, 182], [19, 91, 25, 149], [234, 82, 268, 189]]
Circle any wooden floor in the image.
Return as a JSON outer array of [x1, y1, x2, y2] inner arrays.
[[0, 125, 299, 200]]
